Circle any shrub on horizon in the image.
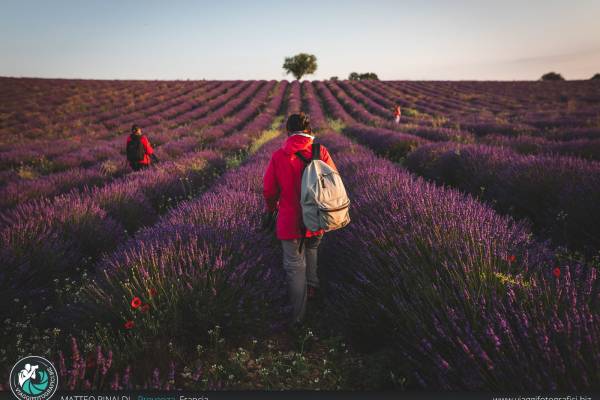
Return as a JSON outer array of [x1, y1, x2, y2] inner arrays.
[[349, 72, 379, 81], [540, 72, 565, 81]]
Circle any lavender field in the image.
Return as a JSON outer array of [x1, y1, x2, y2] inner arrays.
[[1, 77, 600, 390]]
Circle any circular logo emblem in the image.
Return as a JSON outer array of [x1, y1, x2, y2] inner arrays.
[[10, 356, 58, 400]]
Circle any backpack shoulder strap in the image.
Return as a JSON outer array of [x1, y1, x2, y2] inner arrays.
[[295, 151, 310, 164], [312, 142, 321, 161]]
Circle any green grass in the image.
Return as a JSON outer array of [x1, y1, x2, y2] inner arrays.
[[327, 119, 346, 133], [248, 116, 284, 155]]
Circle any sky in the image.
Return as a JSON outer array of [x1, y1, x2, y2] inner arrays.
[[1, 0, 599, 81]]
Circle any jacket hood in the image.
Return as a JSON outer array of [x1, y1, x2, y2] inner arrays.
[[282, 133, 314, 155]]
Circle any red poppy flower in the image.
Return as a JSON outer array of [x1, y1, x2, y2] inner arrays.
[[148, 288, 157, 297], [553, 267, 561, 278], [124, 320, 134, 329], [507, 255, 516, 263], [131, 297, 142, 309], [141, 304, 150, 313]]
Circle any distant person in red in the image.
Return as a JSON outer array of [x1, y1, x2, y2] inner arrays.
[[263, 112, 337, 329], [393, 105, 402, 124], [126, 124, 158, 171]]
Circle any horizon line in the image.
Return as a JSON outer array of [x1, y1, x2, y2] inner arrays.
[[1, 75, 597, 83]]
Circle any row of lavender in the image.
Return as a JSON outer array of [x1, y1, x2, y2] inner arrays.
[[348, 79, 600, 141], [3, 80, 269, 153], [315, 80, 471, 147], [329, 78, 600, 145], [0, 78, 205, 143], [11, 82, 305, 391], [1, 78, 145, 127], [318, 80, 476, 143], [302, 82, 600, 388], [4, 78, 598, 145], [0, 81, 270, 207], [337, 80, 600, 152], [1, 78, 206, 139], [364, 80, 540, 136], [328, 80, 433, 127], [1, 78, 597, 389], [4, 79, 597, 178], [316, 130, 600, 390], [412, 80, 600, 119], [0, 80, 263, 178], [385, 80, 600, 133], [67, 84, 600, 390], [100, 81, 224, 130], [314, 80, 600, 251], [8, 80, 256, 171], [323, 79, 600, 169], [0, 81, 246, 173], [76, 136, 289, 380], [330, 124, 600, 253], [0, 81, 288, 310], [479, 133, 600, 160], [0, 80, 229, 195], [404, 142, 600, 252]]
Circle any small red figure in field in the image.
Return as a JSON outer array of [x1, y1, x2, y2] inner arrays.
[[553, 267, 561, 278], [507, 255, 516, 263], [126, 124, 159, 171], [393, 105, 401, 124], [124, 320, 135, 329]]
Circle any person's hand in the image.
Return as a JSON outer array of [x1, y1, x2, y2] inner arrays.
[[261, 210, 277, 232]]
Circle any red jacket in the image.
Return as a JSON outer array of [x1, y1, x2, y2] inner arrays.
[[263, 133, 337, 240], [126, 134, 154, 165]]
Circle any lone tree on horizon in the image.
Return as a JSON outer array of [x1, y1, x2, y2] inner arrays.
[[592, 73, 600, 80], [283, 53, 317, 80], [541, 72, 565, 81]]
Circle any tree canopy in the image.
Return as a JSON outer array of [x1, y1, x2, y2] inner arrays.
[[283, 53, 317, 80]]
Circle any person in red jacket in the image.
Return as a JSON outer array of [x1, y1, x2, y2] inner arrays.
[[126, 124, 158, 171], [263, 112, 337, 328], [393, 104, 402, 124]]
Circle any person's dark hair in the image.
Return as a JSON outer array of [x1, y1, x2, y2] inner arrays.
[[286, 112, 311, 134], [131, 124, 141, 134]]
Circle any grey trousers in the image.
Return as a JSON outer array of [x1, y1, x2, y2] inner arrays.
[[281, 234, 323, 325]]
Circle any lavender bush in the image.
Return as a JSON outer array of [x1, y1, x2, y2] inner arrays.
[[405, 142, 600, 251], [317, 131, 600, 390], [2, 78, 600, 392], [343, 125, 429, 161]]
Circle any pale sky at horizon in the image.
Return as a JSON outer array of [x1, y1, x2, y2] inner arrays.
[[1, 0, 599, 81]]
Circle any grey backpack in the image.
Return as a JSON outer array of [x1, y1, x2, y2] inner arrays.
[[296, 143, 351, 233]]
